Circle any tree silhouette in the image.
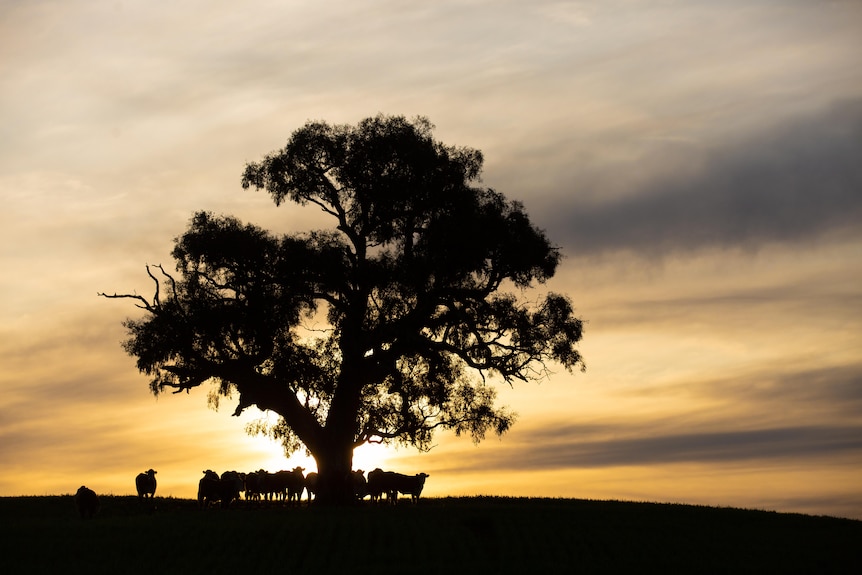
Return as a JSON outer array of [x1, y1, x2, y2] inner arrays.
[[101, 115, 585, 505]]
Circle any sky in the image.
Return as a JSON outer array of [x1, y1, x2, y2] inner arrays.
[[2, 0, 861, 519]]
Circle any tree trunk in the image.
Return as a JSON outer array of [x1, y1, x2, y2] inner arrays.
[[312, 345, 365, 506], [312, 439, 356, 506]]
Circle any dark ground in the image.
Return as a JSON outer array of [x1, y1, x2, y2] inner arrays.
[[2, 495, 859, 574]]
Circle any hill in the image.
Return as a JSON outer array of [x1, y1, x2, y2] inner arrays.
[[2, 495, 859, 573]]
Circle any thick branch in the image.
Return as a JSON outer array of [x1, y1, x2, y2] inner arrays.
[[229, 372, 326, 454]]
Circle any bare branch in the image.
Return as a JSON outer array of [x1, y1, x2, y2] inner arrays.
[[98, 263, 176, 312], [97, 291, 153, 311]]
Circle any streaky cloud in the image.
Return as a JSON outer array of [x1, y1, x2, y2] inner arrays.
[[625, 364, 862, 416], [553, 99, 862, 257], [438, 423, 862, 473]]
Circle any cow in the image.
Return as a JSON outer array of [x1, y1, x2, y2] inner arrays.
[[135, 469, 157, 501], [352, 469, 368, 500], [304, 472, 318, 503], [197, 470, 239, 509], [198, 470, 220, 508], [394, 472, 429, 503], [366, 468, 388, 503], [255, 470, 276, 501], [243, 469, 265, 501], [367, 469, 429, 504], [282, 467, 306, 505], [220, 470, 245, 504], [74, 486, 100, 519]]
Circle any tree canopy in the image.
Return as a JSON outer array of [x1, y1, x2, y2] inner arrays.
[[102, 115, 584, 504]]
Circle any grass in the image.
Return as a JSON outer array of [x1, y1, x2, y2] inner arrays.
[[2, 495, 860, 574]]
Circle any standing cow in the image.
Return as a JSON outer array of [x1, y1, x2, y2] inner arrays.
[[135, 469, 157, 501], [198, 470, 242, 509], [367, 468, 387, 503], [198, 470, 222, 508], [283, 467, 306, 505], [74, 486, 100, 519], [304, 472, 318, 503], [396, 472, 430, 503], [367, 469, 429, 504], [220, 471, 245, 504], [244, 469, 265, 502], [352, 470, 369, 500]]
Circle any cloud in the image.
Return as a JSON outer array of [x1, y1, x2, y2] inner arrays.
[[560, 425, 861, 467], [429, 422, 862, 474], [657, 364, 862, 417], [548, 99, 862, 257], [419, 359, 862, 475]]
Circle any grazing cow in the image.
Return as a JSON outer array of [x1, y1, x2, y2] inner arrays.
[[198, 470, 240, 509], [135, 469, 157, 501], [367, 469, 429, 504], [304, 472, 318, 503], [74, 486, 100, 519]]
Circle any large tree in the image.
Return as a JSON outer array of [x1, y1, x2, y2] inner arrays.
[[102, 115, 584, 504]]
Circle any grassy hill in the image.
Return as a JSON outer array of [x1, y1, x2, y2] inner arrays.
[[2, 495, 859, 573]]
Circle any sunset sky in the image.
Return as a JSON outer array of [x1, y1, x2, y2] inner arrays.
[[2, 1, 861, 519]]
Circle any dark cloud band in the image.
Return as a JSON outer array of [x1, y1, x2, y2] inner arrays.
[[434, 423, 862, 474], [552, 99, 862, 256]]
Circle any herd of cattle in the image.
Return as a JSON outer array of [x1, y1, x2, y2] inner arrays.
[[198, 467, 430, 508], [74, 467, 429, 517]]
